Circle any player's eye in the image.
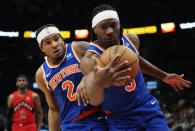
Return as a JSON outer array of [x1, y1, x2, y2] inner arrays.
[[111, 23, 116, 28], [45, 41, 51, 45], [100, 25, 107, 30], [54, 37, 59, 41]]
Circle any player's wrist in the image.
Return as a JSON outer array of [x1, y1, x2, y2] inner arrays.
[[160, 72, 169, 81]]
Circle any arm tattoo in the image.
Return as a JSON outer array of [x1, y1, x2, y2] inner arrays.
[[77, 41, 90, 55]]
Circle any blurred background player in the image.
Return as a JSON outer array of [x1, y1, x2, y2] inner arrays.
[[80, 4, 192, 131], [6, 74, 43, 131], [35, 24, 129, 130]]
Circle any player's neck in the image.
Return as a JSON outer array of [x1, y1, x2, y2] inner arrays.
[[18, 88, 28, 97]]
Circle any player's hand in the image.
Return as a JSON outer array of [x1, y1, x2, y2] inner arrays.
[[92, 54, 131, 88], [162, 73, 192, 92], [76, 78, 89, 106]]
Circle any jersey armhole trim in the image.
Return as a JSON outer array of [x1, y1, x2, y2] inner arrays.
[[41, 65, 51, 90]]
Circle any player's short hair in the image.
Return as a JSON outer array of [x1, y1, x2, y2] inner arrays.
[[90, 4, 123, 42], [91, 4, 117, 21], [16, 74, 28, 82]]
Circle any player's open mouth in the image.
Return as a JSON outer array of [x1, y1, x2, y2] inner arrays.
[[54, 49, 60, 54]]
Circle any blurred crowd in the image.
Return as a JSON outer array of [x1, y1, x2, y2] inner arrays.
[[163, 103, 195, 131], [158, 89, 195, 131]]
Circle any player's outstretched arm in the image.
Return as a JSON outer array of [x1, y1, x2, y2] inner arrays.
[[35, 67, 61, 131], [140, 56, 191, 91], [126, 33, 192, 91]]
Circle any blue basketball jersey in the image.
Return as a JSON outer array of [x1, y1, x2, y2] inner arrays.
[[88, 34, 169, 130], [88, 34, 151, 113], [41, 42, 86, 124]]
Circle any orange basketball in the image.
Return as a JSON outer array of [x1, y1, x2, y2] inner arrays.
[[99, 45, 139, 86]]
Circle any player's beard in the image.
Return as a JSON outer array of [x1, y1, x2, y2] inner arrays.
[[18, 86, 27, 90], [52, 44, 66, 64], [97, 35, 118, 49], [104, 35, 120, 47]]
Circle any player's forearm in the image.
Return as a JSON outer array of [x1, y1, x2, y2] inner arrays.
[[87, 87, 104, 106], [36, 111, 43, 130], [84, 73, 104, 106], [80, 59, 93, 75], [80, 53, 98, 75], [48, 108, 61, 131], [139, 56, 167, 79], [5, 107, 13, 131]]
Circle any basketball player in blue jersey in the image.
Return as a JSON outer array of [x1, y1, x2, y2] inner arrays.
[[79, 4, 192, 131], [35, 24, 130, 131]]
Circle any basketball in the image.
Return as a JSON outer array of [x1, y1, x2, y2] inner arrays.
[[99, 45, 139, 86]]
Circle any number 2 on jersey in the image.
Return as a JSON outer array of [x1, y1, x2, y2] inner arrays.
[[62, 80, 76, 101]]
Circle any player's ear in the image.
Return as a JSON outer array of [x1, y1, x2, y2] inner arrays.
[[39, 44, 45, 53], [93, 27, 97, 34]]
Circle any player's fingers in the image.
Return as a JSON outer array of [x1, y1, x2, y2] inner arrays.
[[114, 76, 131, 82], [180, 74, 184, 78], [84, 95, 89, 104], [83, 88, 89, 104], [113, 68, 131, 78], [114, 60, 129, 72], [81, 97, 87, 106], [180, 81, 191, 88], [176, 84, 184, 91], [182, 80, 192, 86], [108, 54, 120, 67], [80, 88, 87, 106], [76, 91, 81, 106], [172, 85, 178, 92]]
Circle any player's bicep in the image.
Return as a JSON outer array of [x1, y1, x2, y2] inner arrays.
[[35, 68, 59, 111], [7, 94, 13, 108], [75, 41, 90, 57]]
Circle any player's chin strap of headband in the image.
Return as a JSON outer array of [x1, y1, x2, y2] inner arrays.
[[36, 26, 60, 45], [92, 10, 119, 28]]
